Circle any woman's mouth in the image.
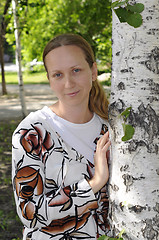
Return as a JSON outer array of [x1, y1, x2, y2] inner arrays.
[[66, 90, 80, 97]]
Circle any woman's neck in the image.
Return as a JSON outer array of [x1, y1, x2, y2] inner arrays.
[[50, 101, 93, 124]]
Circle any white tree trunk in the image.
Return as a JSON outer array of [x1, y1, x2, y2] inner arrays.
[[109, 0, 159, 239], [12, 0, 27, 117]]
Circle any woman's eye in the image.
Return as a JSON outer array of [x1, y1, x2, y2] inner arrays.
[[74, 68, 80, 73], [54, 73, 61, 78]]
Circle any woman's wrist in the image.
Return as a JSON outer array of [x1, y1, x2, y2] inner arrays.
[[88, 173, 109, 194]]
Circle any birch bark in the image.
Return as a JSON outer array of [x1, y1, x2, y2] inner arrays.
[[12, 0, 27, 117], [109, 0, 159, 239]]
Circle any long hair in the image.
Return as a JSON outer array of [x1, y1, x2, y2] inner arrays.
[[43, 33, 109, 120]]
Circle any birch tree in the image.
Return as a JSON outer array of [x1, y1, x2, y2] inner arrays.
[[12, 0, 27, 117], [108, 0, 159, 239]]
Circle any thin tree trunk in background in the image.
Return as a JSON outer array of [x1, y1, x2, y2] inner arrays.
[[0, 34, 7, 95], [0, 0, 12, 95], [109, 0, 159, 239], [12, 0, 27, 118]]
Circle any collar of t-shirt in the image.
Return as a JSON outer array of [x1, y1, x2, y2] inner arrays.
[[41, 106, 103, 163]]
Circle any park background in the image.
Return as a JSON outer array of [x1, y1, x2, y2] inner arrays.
[[0, 1, 112, 239], [0, 0, 159, 240]]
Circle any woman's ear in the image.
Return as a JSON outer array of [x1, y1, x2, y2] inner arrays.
[[92, 62, 98, 82]]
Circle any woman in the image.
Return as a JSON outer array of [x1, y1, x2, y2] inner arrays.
[[12, 33, 111, 240]]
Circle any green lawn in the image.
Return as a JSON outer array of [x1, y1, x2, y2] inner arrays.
[[0, 120, 23, 240], [4, 71, 48, 84], [3, 71, 111, 86]]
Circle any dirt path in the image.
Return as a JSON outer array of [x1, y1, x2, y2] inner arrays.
[[0, 84, 58, 120]]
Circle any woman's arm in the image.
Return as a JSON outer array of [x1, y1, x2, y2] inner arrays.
[[12, 120, 98, 230]]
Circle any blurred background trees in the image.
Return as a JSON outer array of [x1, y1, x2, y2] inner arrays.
[[4, 0, 112, 71]]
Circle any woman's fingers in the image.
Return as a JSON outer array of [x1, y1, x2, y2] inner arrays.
[[104, 139, 111, 150], [97, 131, 110, 149], [90, 131, 110, 193]]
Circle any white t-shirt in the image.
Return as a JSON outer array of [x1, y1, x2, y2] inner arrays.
[[41, 106, 105, 163]]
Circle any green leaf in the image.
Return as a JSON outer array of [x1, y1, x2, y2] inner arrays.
[[114, 6, 143, 28], [114, 7, 128, 22], [122, 124, 135, 141], [109, 238, 123, 240], [98, 235, 124, 240], [111, 0, 128, 9], [98, 236, 109, 240], [118, 229, 126, 238], [120, 107, 132, 121], [126, 12, 143, 28], [126, 3, 144, 13]]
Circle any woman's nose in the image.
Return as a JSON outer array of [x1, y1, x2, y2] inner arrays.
[[65, 74, 75, 88]]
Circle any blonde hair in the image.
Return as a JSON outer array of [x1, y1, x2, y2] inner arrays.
[[43, 33, 109, 120]]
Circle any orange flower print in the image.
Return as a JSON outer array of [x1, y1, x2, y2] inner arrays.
[[14, 166, 46, 228], [41, 212, 93, 239], [14, 166, 43, 200], [17, 123, 54, 162], [48, 186, 73, 212]]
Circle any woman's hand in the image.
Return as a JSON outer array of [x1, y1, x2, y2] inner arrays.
[[89, 131, 111, 194]]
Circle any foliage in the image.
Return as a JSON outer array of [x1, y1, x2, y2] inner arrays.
[[120, 107, 135, 141], [6, 0, 112, 67], [94, 24, 112, 68], [111, 0, 144, 28], [0, 120, 23, 240], [98, 237, 123, 240], [98, 229, 125, 240]]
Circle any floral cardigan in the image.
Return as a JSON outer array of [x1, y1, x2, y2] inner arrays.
[[12, 110, 109, 240]]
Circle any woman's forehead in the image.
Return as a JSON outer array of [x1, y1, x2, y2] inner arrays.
[[45, 45, 89, 69]]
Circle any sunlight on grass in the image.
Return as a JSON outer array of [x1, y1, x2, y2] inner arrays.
[[4, 71, 48, 84]]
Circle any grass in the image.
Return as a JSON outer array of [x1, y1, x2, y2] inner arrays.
[[4, 71, 48, 84], [2, 69, 111, 85], [0, 120, 23, 240]]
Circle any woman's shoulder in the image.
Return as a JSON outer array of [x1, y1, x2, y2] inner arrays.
[[13, 107, 50, 134], [95, 113, 109, 128]]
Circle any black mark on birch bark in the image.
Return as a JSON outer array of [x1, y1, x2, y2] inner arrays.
[[109, 101, 159, 154], [122, 174, 133, 192], [140, 46, 159, 74], [109, 99, 125, 128], [128, 205, 146, 213], [142, 219, 158, 240], [120, 67, 133, 73], [153, 203, 159, 213], [153, 214, 159, 228], [120, 165, 129, 172], [118, 82, 125, 90], [110, 184, 119, 192], [141, 78, 159, 103], [116, 51, 120, 56], [128, 103, 159, 154], [128, 140, 158, 154], [122, 174, 145, 192], [146, 16, 152, 21], [147, 28, 159, 36]]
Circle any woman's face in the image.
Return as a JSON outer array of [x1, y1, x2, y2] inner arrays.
[[45, 45, 97, 108]]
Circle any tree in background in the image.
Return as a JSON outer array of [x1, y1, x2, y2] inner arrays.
[[109, 0, 159, 239], [12, 0, 27, 117], [0, 0, 12, 95], [6, 0, 112, 68]]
